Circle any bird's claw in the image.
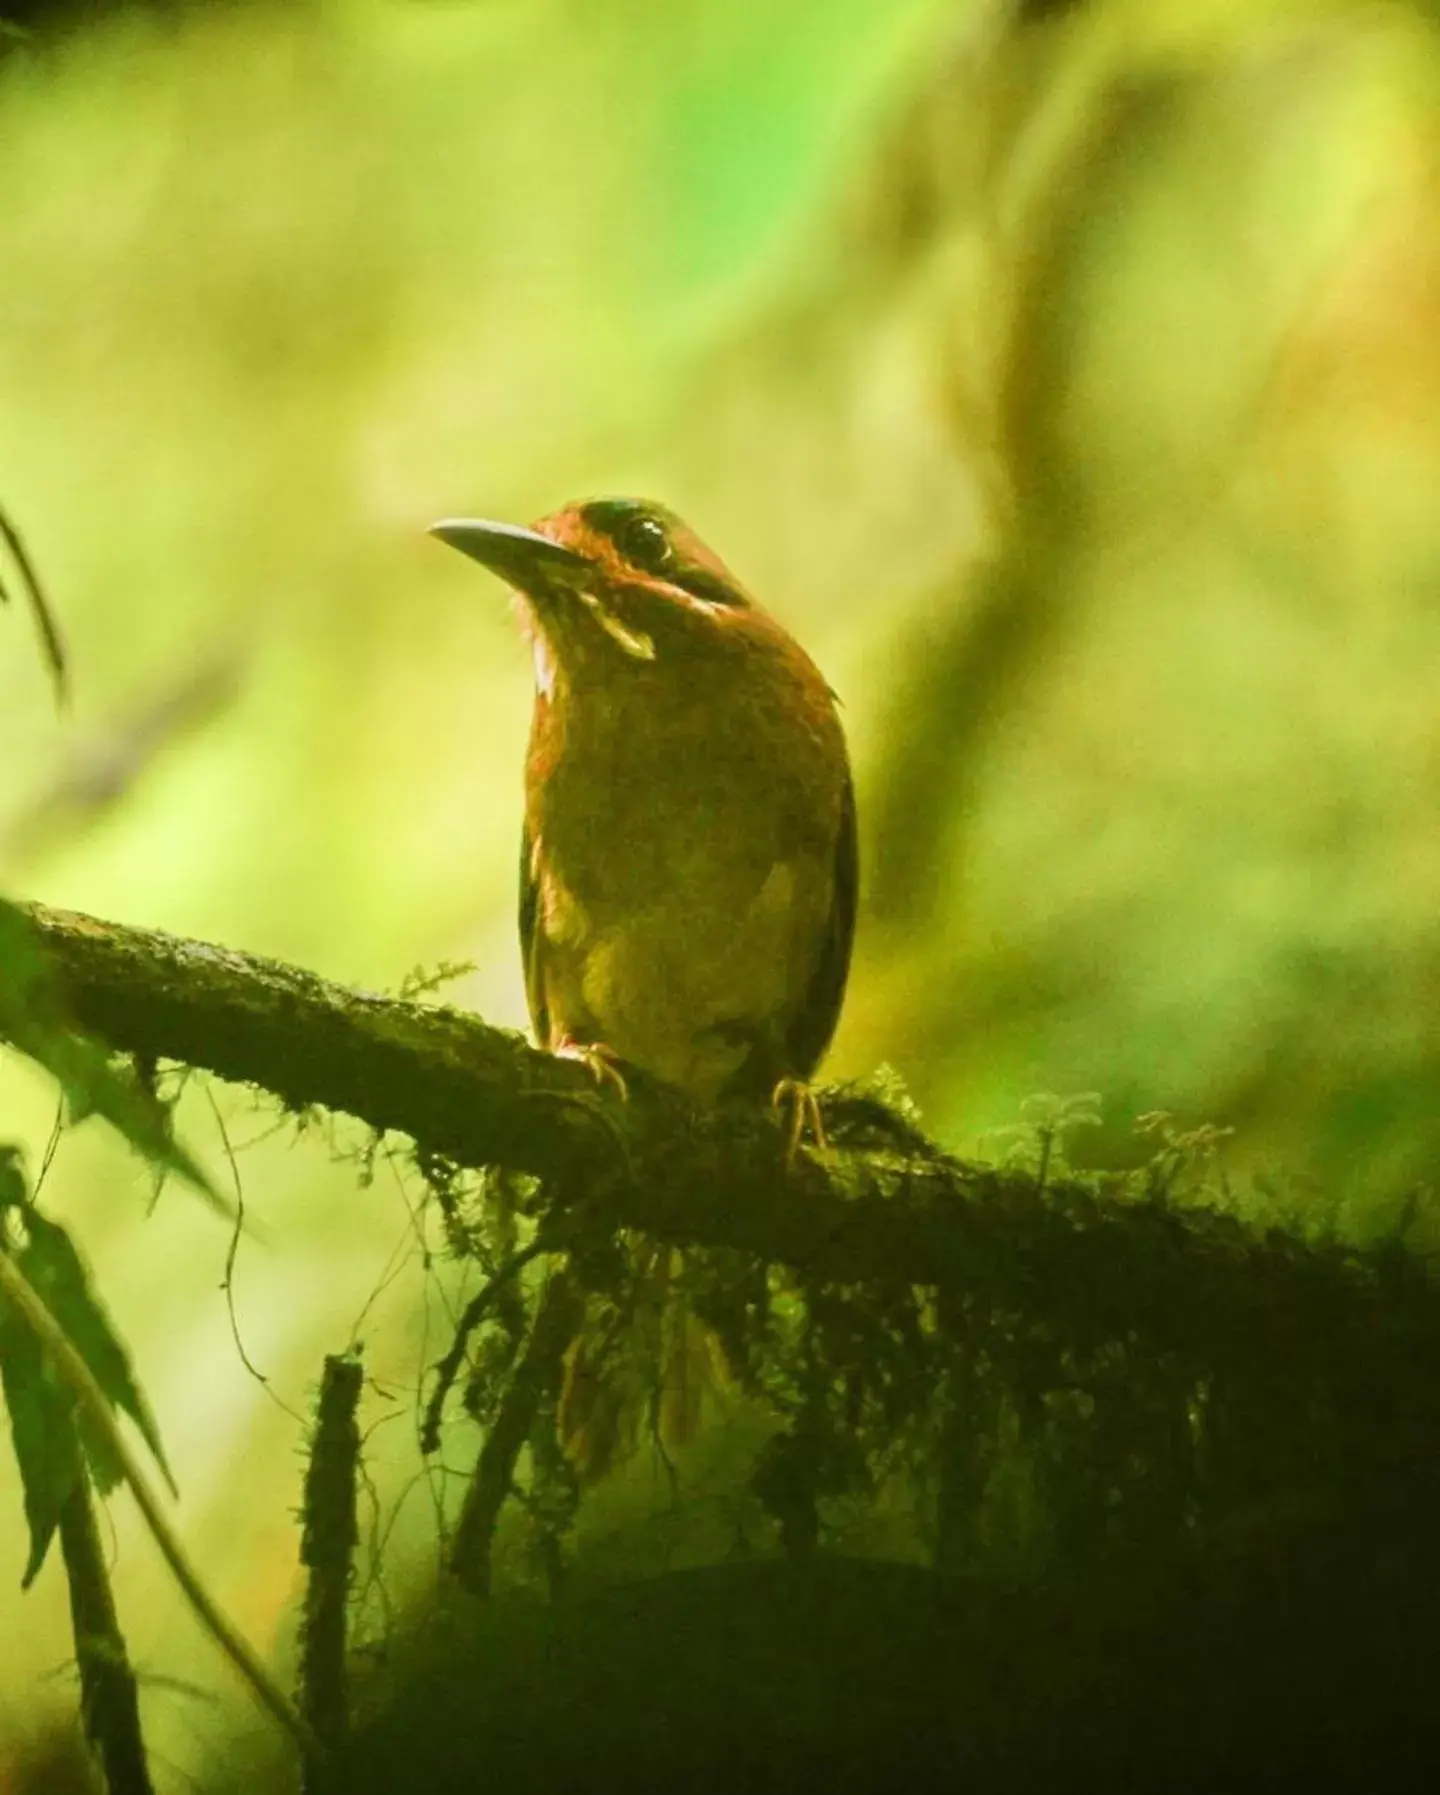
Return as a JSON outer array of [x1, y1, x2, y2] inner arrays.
[[553, 1039, 630, 1102], [772, 1077, 827, 1163]]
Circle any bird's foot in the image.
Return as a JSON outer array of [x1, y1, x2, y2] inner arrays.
[[553, 1038, 629, 1102], [771, 1076, 828, 1163]]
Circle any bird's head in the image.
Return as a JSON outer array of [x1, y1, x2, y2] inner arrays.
[[430, 497, 762, 691]]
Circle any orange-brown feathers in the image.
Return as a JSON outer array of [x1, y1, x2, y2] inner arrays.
[[514, 497, 855, 1104]]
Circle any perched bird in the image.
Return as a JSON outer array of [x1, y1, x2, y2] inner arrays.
[[430, 497, 856, 1121], [430, 497, 857, 1477]]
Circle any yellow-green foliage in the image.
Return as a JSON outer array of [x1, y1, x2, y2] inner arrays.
[[4, 0, 1440, 1781]]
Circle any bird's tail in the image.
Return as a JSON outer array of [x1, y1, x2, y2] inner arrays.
[[557, 1239, 733, 1484]]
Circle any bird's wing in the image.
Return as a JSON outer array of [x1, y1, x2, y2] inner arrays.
[[784, 771, 858, 1080], [519, 819, 551, 1045]]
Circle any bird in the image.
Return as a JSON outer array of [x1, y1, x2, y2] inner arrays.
[[430, 497, 856, 1118], [430, 496, 857, 1473]]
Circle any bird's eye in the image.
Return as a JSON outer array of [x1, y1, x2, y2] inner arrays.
[[615, 514, 673, 572]]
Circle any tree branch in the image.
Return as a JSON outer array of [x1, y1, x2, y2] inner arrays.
[[15, 901, 1020, 1284], [8, 901, 1425, 1383]]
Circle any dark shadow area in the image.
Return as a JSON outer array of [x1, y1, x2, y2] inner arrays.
[[340, 1528, 1438, 1795]]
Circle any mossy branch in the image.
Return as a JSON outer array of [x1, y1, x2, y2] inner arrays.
[[8, 900, 1436, 1390], [13, 902, 1028, 1286]]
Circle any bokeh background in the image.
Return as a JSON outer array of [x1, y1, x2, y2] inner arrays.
[[3, 0, 1440, 1784]]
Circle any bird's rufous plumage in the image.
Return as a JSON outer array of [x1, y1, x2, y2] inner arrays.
[[433, 496, 855, 1108]]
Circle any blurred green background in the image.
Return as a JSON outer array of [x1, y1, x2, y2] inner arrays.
[[3, 0, 1440, 1784]]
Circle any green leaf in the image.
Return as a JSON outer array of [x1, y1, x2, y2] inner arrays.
[[0, 896, 227, 1214], [0, 1296, 83, 1587], [0, 1167, 176, 1585], [18, 1207, 175, 1496]]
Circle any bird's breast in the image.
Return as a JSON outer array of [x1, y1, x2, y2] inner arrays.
[[523, 661, 847, 1099], [528, 667, 841, 904]]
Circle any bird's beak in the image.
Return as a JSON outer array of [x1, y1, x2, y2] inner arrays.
[[429, 518, 590, 589], [429, 515, 656, 661]]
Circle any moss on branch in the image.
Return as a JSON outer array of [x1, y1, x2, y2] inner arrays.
[[9, 900, 1440, 1436]]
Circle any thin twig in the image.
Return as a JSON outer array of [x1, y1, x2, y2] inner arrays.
[[205, 1085, 303, 1422], [450, 1271, 584, 1597], [420, 1231, 559, 1455], [0, 504, 68, 703], [35, 1101, 64, 1199], [57, 1471, 155, 1795]]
